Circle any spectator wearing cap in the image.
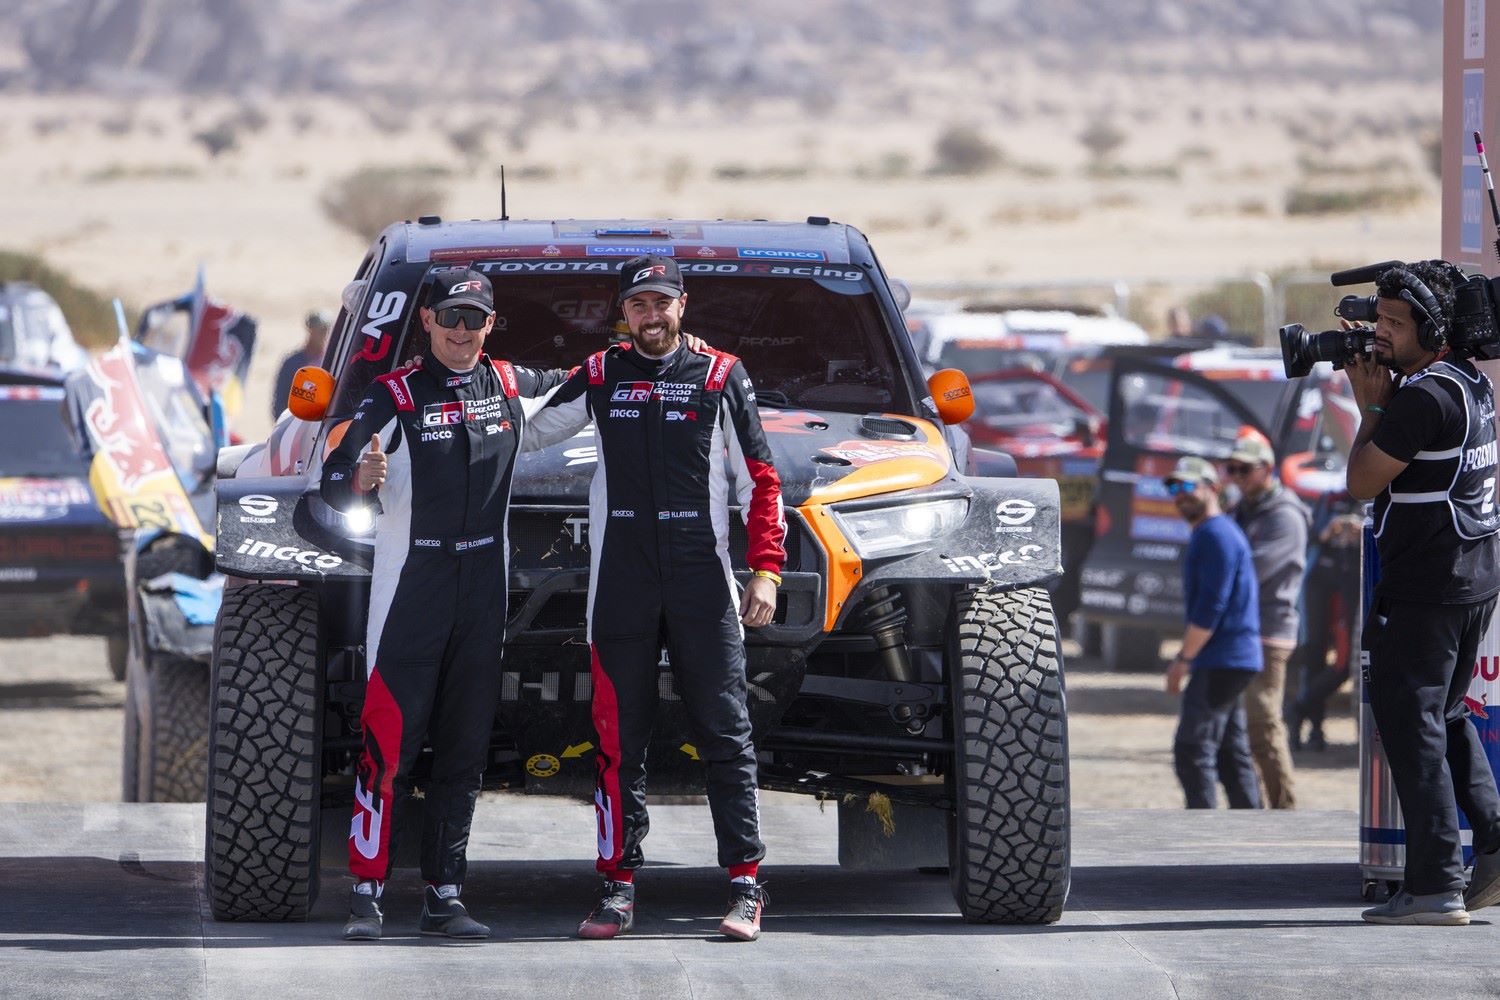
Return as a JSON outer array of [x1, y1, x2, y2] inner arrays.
[[272, 310, 331, 420], [1164, 455, 1264, 809], [1227, 431, 1308, 809]]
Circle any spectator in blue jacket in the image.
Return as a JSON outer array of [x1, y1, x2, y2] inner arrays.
[[1164, 455, 1264, 809]]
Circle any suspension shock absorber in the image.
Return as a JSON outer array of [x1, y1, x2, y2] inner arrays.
[[851, 586, 913, 684]]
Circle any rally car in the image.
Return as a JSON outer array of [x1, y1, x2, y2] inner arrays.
[[0, 368, 123, 663], [206, 217, 1072, 926]]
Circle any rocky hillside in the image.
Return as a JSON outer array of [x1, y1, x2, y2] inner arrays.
[[2, 0, 1440, 104]]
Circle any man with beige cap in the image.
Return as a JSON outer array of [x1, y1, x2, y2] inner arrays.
[[1227, 430, 1308, 809]]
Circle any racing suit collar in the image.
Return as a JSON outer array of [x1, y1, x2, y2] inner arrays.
[[620, 340, 684, 375]]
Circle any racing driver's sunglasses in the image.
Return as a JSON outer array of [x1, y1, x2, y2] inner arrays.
[[434, 307, 489, 331]]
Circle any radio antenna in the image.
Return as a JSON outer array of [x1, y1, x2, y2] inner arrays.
[[1474, 132, 1500, 262], [500, 164, 508, 222]]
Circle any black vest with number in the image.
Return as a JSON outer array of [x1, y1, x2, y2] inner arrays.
[[1374, 359, 1500, 603], [1374, 360, 1499, 542]]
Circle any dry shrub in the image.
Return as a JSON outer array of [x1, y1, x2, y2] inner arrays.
[[1285, 184, 1424, 216], [193, 122, 239, 158], [320, 166, 449, 243], [1077, 119, 1126, 161], [931, 125, 1004, 175]]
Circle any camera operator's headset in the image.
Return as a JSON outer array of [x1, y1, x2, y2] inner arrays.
[[1382, 266, 1448, 354]]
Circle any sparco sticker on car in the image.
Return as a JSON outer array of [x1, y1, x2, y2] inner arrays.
[[238, 494, 278, 523], [995, 498, 1037, 533]]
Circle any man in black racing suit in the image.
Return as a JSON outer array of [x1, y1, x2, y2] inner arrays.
[[322, 267, 566, 940], [525, 253, 786, 942]]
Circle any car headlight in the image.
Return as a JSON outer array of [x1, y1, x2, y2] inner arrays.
[[832, 497, 969, 559], [341, 505, 376, 536]]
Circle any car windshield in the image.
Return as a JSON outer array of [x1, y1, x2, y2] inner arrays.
[[938, 340, 1054, 378], [398, 268, 906, 414], [0, 392, 87, 478], [971, 378, 1090, 436], [1118, 371, 1265, 458], [131, 351, 216, 492]]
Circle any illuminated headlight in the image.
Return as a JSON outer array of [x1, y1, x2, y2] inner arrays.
[[832, 497, 969, 559], [342, 505, 375, 535]]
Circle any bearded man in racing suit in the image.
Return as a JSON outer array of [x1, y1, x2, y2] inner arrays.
[[321, 267, 567, 941], [525, 253, 786, 942]]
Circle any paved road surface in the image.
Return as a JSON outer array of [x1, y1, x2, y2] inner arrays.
[[1, 797, 1493, 1000]]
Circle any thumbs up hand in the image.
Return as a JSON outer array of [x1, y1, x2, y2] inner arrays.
[[356, 433, 387, 493]]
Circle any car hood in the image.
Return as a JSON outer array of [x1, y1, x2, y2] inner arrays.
[[511, 409, 952, 508]]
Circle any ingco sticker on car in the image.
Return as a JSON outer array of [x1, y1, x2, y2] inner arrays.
[[234, 538, 343, 571]]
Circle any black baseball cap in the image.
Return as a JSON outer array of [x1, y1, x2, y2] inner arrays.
[[429, 268, 494, 314], [618, 254, 684, 302]]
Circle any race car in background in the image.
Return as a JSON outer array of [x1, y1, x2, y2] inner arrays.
[[1076, 347, 1352, 671], [66, 333, 224, 803], [0, 367, 124, 669], [0, 282, 89, 373]]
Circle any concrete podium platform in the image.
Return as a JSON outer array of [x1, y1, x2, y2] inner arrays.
[[0, 796, 1494, 999]]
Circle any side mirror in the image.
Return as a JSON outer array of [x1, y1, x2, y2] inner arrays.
[[928, 368, 974, 425], [288, 366, 335, 422]]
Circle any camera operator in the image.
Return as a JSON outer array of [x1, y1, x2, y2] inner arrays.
[[1345, 260, 1500, 925]]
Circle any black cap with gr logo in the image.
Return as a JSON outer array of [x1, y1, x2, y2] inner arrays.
[[617, 253, 684, 302]]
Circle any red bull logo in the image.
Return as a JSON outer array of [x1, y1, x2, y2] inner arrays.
[[1469, 657, 1500, 719], [83, 350, 174, 493]]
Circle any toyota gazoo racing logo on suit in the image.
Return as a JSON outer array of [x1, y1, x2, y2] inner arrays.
[[424, 401, 465, 426], [611, 382, 654, 403]]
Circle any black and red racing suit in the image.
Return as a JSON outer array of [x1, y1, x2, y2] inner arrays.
[[525, 339, 785, 874], [322, 354, 565, 884]]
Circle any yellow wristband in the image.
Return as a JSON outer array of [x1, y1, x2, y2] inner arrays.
[[753, 570, 782, 585]]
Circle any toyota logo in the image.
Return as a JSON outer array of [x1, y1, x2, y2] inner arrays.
[[239, 494, 278, 518]]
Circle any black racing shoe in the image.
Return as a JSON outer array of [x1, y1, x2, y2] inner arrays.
[[419, 885, 490, 939], [719, 882, 769, 941], [343, 884, 384, 941], [578, 880, 636, 939]]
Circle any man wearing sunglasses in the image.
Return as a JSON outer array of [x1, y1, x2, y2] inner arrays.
[[1226, 431, 1308, 810], [1163, 455, 1264, 810], [321, 267, 569, 941]]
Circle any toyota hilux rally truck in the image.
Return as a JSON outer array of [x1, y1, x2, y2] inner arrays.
[[206, 218, 1069, 925]]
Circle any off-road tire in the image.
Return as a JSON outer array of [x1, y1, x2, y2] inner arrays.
[[948, 586, 1070, 924], [1100, 622, 1163, 673], [206, 585, 322, 921], [137, 655, 208, 802]]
